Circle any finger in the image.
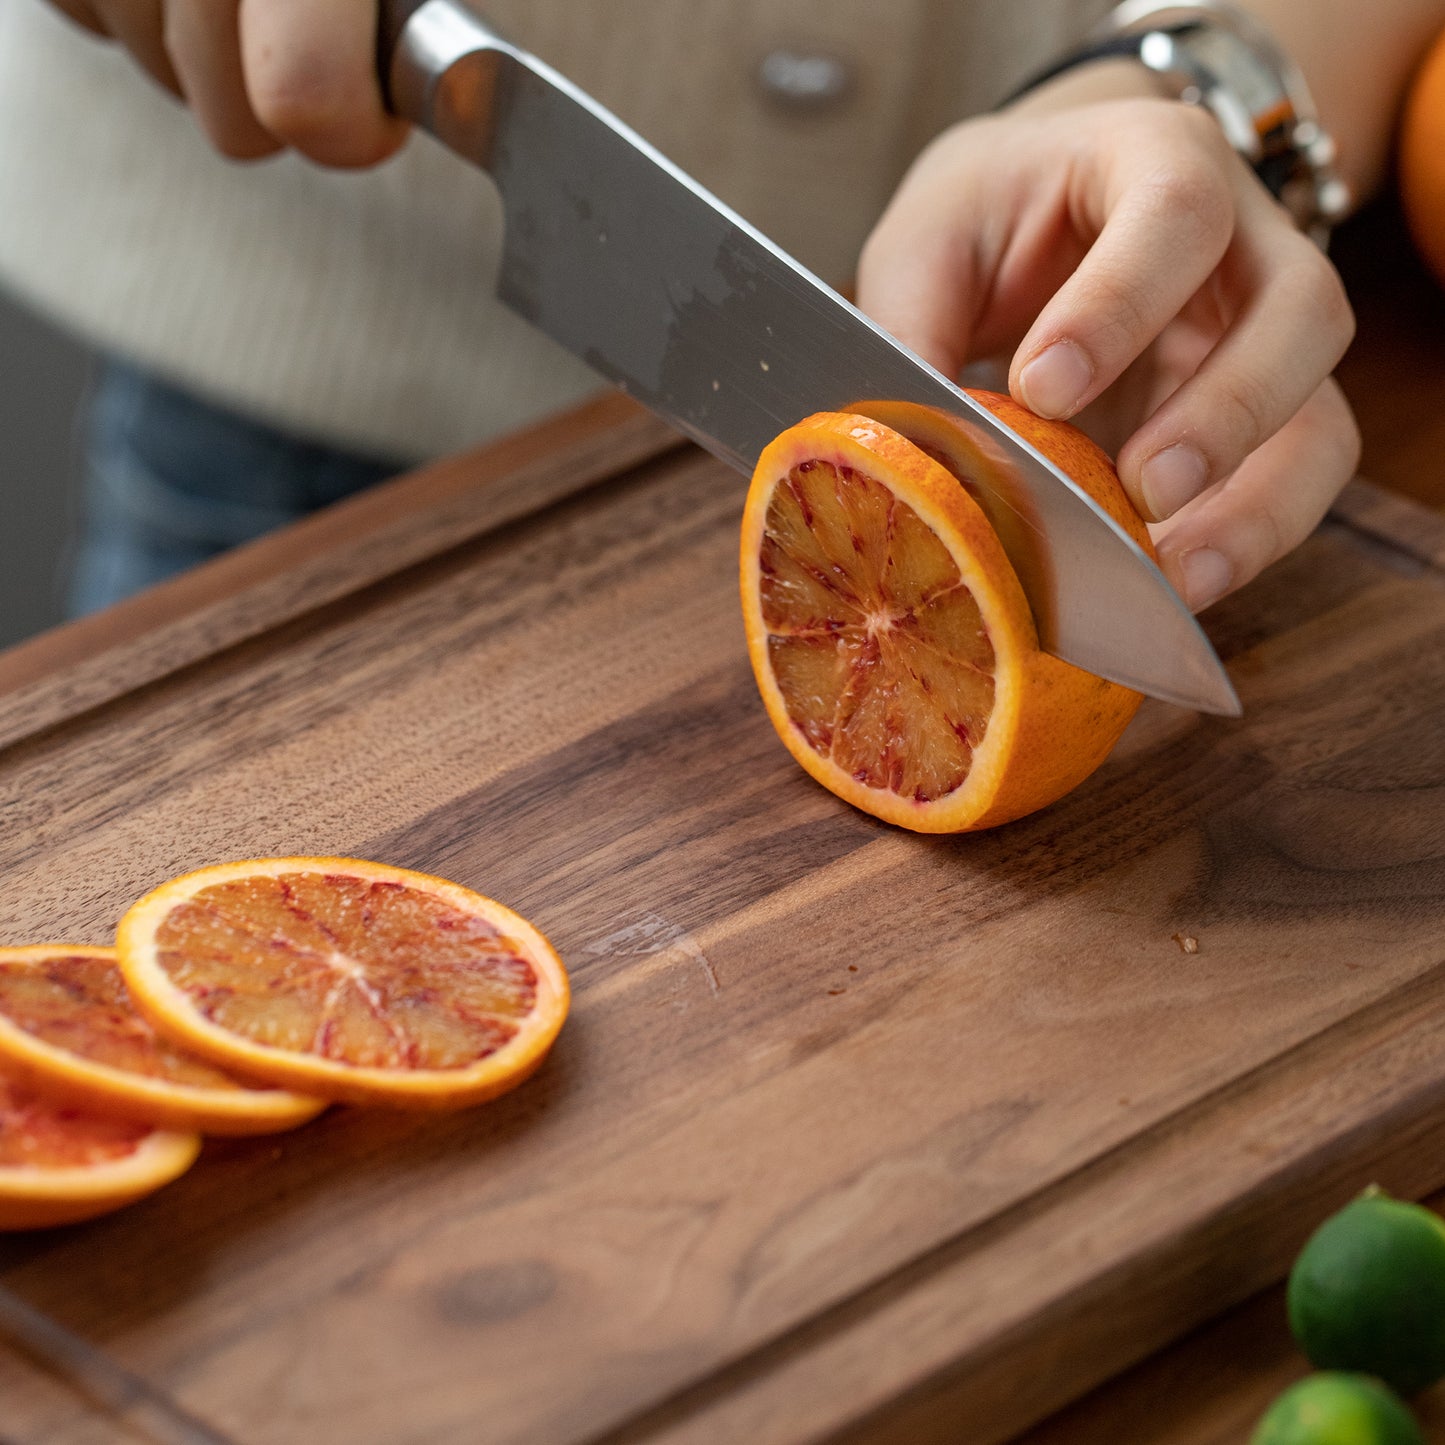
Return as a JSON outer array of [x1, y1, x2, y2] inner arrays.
[[855, 135, 988, 378], [1009, 107, 1237, 423], [1116, 208, 1355, 523], [1150, 379, 1359, 611], [165, 0, 279, 159], [89, 0, 181, 94], [239, 0, 409, 167], [46, 1, 106, 36]]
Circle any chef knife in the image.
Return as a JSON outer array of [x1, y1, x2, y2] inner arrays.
[[377, 0, 1242, 716]]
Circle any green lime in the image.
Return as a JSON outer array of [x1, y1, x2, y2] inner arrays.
[[1249, 1373, 1422, 1445], [1287, 1188, 1445, 1396]]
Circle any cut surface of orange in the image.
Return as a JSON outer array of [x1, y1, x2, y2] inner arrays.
[[739, 392, 1151, 832], [117, 859, 570, 1109], [0, 1077, 199, 1229], [0, 945, 325, 1135]]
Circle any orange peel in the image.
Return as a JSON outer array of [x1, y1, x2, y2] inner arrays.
[[0, 944, 325, 1135], [117, 858, 570, 1110], [739, 393, 1151, 832], [0, 1078, 199, 1229]]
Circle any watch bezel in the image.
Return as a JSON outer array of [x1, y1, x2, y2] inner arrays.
[[1098, 1, 1350, 243]]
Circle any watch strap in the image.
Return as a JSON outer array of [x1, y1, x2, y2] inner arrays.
[[1002, 3, 1350, 244]]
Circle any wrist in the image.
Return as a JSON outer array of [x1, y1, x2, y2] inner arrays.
[[1001, 57, 1163, 116]]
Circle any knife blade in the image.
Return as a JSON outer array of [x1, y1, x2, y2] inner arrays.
[[378, 0, 1241, 716]]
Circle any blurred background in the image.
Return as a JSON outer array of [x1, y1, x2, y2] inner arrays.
[[0, 289, 91, 649], [0, 196, 1440, 657]]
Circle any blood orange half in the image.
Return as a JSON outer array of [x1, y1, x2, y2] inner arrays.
[[0, 1078, 199, 1229], [117, 859, 570, 1109], [0, 945, 325, 1135], [739, 394, 1151, 832]]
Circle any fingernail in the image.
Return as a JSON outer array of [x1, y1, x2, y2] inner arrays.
[[1140, 445, 1209, 521], [1180, 547, 1232, 612], [1018, 342, 1092, 419]]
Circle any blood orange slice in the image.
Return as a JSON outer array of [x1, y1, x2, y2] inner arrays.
[[117, 859, 570, 1109], [0, 945, 325, 1135], [0, 1078, 199, 1229], [740, 392, 1152, 832]]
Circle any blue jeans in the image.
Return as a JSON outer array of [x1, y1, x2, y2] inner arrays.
[[67, 361, 402, 616]]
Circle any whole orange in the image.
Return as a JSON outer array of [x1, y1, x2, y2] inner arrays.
[[1399, 26, 1445, 287]]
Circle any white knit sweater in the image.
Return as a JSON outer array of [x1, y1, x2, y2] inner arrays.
[[0, 0, 1104, 463]]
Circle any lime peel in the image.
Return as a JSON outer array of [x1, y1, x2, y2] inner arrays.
[[1249, 1372, 1422, 1445], [1287, 1187, 1445, 1397]]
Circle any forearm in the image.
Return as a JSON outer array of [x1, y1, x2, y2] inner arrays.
[[1006, 2, 1445, 209], [1246, 0, 1445, 202]]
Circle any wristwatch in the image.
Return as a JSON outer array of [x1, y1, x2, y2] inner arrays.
[[1007, 0, 1351, 245]]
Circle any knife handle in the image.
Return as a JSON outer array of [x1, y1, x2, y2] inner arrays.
[[377, 0, 511, 139]]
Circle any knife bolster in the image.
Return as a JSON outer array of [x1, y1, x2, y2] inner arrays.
[[381, 0, 512, 162]]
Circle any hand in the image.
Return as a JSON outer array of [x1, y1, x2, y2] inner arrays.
[[44, 0, 408, 166], [857, 64, 1359, 613]]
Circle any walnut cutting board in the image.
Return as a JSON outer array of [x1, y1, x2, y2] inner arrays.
[[0, 393, 1442, 1445]]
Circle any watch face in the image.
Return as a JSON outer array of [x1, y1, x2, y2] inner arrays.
[[1183, 25, 1285, 116]]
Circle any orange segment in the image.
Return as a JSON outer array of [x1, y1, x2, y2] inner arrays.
[[760, 457, 991, 802], [117, 859, 570, 1109], [0, 945, 325, 1135], [0, 1078, 199, 1229], [740, 395, 1151, 832]]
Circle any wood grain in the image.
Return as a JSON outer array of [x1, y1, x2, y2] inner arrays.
[[0, 1286, 232, 1445], [0, 390, 682, 755], [0, 404, 1441, 1445], [1329, 476, 1445, 569]]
